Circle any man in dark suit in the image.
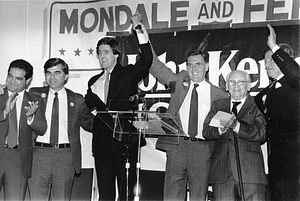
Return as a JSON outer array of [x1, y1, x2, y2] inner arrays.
[[28, 58, 94, 201], [255, 24, 300, 201], [0, 59, 47, 200], [203, 70, 267, 201], [149, 48, 228, 201], [84, 14, 153, 200]]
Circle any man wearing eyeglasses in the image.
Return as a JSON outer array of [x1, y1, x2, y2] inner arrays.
[[255, 24, 300, 201], [203, 70, 267, 200]]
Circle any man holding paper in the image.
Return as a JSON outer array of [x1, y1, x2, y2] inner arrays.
[[203, 70, 267, 200]]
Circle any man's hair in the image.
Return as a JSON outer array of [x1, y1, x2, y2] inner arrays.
[[96, 37, 121, 61], [263, 43, 296, 59], [8, 59, 33, 80], [226, 70, 251, 82], [279, 43, 295, 59], [185, 49, 209, 63], [44, 58, 69, 75]]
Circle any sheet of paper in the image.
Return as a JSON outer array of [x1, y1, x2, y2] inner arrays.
[[209, 111, 234, 128]]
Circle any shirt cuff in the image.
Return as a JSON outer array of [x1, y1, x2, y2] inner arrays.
[[218, 127, 227, 135], [27, 115, 34, 125], [233, 121, 240, 133], [91, 109, 97, 116], [272, 45, 280, 53], [137, 33, 148, 44]]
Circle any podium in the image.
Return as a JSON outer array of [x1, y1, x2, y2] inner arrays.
[[97, 110, 186, 201]]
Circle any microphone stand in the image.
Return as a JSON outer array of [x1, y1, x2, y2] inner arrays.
[[119, 97, 145, 201], [134, 98, 146, 201], [119, 118, 133, 201], [233, 132, 245, 201]]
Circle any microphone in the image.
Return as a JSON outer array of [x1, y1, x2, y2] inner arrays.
[[129, 92, 146, 102]]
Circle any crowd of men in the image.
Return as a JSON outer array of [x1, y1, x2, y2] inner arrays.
[[0, 11, 299, 201]]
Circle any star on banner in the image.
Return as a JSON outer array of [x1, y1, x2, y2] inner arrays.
[[58, 48, 66, 56], [74, 48, 81, 56], [88, 47, 94, 55]]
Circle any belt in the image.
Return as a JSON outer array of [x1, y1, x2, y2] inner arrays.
[[183, 136, 206, 141], [35, 142, 70, 149], [5, 144, 18, 149]]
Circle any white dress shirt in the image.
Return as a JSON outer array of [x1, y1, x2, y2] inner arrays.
[[179, 80, 211, 139], [36, 88, 69, 144]]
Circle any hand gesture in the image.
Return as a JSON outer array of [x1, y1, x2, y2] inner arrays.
[[24, 101, 39, 121], [219, 115, 238, 130], [131, 11, 149, 41], [267, 24, 277, 50], [4, 92, 18, 117], [0, 84, 6, 95], [131, 10, 142, 28]]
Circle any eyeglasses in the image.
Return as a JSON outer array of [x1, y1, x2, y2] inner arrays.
[[227, 80, 250, 86]]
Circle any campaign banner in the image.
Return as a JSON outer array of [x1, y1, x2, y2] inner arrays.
[[48, 0, 300, 171], [49, 0, 300, 71]]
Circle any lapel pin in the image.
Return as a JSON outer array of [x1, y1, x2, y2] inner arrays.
[[183, 82, 189, 87]]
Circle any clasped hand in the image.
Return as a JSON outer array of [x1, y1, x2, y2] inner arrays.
[[219, 115, 238, 132], [2, 85, 39, 121]]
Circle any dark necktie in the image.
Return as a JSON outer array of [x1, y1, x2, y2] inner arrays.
[[232, 101, 242, 116], [104, 71, 110, 104], [264, 79, 278, 113], [50, 92, 59, 145], [7, 95, 18, 148], [188, 84, 199, 138], [269, 79, 277, 89]]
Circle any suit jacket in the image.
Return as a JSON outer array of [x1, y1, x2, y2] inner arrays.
[[255, 48, 300, 157], [85, 43, 152, 155], [149, 51, 228, 151], [0, 88, 47, 178], [203, 96, 267, 184], [29, 87, 93, 173]]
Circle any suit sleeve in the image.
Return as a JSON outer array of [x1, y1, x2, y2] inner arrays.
[[272, 48, 300, 91], [79, 96, 94, 133], [130, 42, 153, 83], [149, 46, 177, 86], [237, 105, 266, 143]]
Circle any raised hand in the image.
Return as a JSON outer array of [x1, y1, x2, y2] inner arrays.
[[4, 92, 18, 117], [131, 10, 142, 28], [0, 84, 6, 95], [267, 24, 277, 50]]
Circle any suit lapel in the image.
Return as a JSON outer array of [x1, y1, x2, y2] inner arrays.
[[108, 64, 122, 100], [42, 87, 50, 106], [237, 95, 253, 117], [174, 75, 190, 113], [66, 89, 74, 135], [19, 92, 31, 132]]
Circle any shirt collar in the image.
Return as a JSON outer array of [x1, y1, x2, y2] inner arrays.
[[49, 87, 66, 97], [191, 80, 207, 87], [275, 74, 284, 81], [8, 90, 24, 102], [231, 95, 247, 105]]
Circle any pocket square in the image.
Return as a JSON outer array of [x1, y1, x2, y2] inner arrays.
[[275, 82, 282, 89]]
